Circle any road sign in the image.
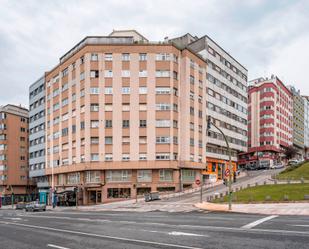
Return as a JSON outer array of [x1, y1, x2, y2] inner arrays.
[[224, 169, 230, 177], [195, 179, 201, 185]]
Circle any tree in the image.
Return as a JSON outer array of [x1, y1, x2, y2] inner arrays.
[[284, 146, 298, 160]]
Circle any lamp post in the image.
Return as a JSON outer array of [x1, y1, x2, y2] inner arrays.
[[207, 116, 233, 210]]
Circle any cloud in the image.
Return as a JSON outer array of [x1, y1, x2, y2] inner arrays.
[[0, 0, 308, 107]]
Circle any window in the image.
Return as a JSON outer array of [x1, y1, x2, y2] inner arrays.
[[62, 127, 69, 136], [105, 136, 113, 144], [91, 120, 99, 128], [156, 120, 170, 127], [156, 153, 170, 160], [105, 154, 113, 161], [122, 53, 130, 61], [159, 169, 173, 181], [156, 53, 170, 61], [139, 87, 147, 94], [139, 53, 147, 61], [137, 170, 152, 182], [67, 173, 80, 184], [156, 87, 170, 94], [91, 53, 98, 61], [90, 104, 99, 112], [104, 70, 113, 77], [105, 104, 113, 111], [91, 137, 99, 144], [90, 87, 99, 94], [90, 70, 99, 78], [139, 104, 147, 111], [105, 120, 112, 128], [156, 103, 171, 110], [80, 121, 85, 130], [85, 171, 100, 183], [156, 70, 170, 77], [139, 70, 147, 77], [122, 120, 130, 128], [156, 136, 170, 144], [104, 87, 113, 94], [139, 120, 147, 128], [122, 154, 130, 161], [106, 170, 132, 182], [190, 75, 194, 84], [80, 89, 85, 97], [105, 53, 112, 61], [139, 136, 147, 144], [80, 72, 85, 80], [122, 87, 130, 94], [121, 70, 130, 77], [122, 136, 130, 144], [122, 104, 130, 111], [139, 153, 147, 160], [91, 153, 99, 161]]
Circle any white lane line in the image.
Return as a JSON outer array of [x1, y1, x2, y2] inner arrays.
[[291, 225, 309, 227], [241, 215, 278, 229], [47, 244, 70, 249], [1, 221, 202, 249], [168, 231, 206, 237]]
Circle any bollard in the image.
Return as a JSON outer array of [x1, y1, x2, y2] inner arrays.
[[247, 184, 250, 188], [255, 182, 258, 186], [264, 181, 267, 185], [240, 186, 243, 190], [274, 180, 277, 185], [265, 195, 271, 201], [301, 177, 304, 184], [283, 195, 289, 201]]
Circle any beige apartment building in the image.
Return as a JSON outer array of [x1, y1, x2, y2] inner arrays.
[[0, 104, 30, 203], [45, 30, 209, 205]]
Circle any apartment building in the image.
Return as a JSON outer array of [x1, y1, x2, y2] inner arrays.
[[238, 76, 293, 168], [170, 34, 248, 180], [288, 86, 305, 159], [302, 96, 309, 159], [29, 76, 49, 204], [0, 104, 30, 203], [45, 30, 208, 205]]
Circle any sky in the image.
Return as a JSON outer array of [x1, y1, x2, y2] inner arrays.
[[0, 0, 308, 107]]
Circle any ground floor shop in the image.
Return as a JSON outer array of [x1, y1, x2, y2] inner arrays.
[[49, 168, 201, 205], [202, 158, 237, 181]]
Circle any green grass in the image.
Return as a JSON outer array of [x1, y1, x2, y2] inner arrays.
[[213, 184, 309, 203], [277, 162, 309, 180]]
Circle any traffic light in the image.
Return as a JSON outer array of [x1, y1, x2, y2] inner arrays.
[[207, 116, 212, 130]]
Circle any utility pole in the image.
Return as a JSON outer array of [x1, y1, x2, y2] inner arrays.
[[207, 116, 233, 210]]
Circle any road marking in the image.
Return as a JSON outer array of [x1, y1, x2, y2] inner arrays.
[[1, 221, 202, 249], [291, 225, 309, 227], [168, 231, 205, 237], [47, 244, 70, 249], [241, 215, 278, 229]]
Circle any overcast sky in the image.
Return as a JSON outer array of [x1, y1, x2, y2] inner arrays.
[[0, 0, 308, 107]]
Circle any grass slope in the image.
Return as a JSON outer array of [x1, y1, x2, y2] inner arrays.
[[277, 162, 309, 180], [213, 184, 309, 203]]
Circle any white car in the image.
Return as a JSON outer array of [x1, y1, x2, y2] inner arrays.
[[270, 163, 284, 169]]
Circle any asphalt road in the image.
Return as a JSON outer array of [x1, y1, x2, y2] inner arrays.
[[0, 209, 309, 249]]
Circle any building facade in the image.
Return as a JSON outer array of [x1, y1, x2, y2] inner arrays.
[[29, 76, 49, 203], [288, 86, 305, 159], [302, 96, 309, 159], [170, 34, 248, 179], [0, 104, 30, 203], [239, 76, 293, 168], [45, 31, 210, 205]]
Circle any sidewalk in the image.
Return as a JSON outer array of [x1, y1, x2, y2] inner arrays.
[[195, 202, 309, 216]]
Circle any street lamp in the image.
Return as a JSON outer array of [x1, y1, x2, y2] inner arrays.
[[207, 116, 233, 210]]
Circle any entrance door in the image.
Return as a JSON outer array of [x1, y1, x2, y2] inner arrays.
[[97, 191, 102, 203]]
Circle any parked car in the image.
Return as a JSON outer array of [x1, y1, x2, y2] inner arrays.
[[25, 201, 46, 212], [15, 202, 27, 210], [270, 163, 284, 169], [144, 192, 160, 202], [288, 160, 299, 166]]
